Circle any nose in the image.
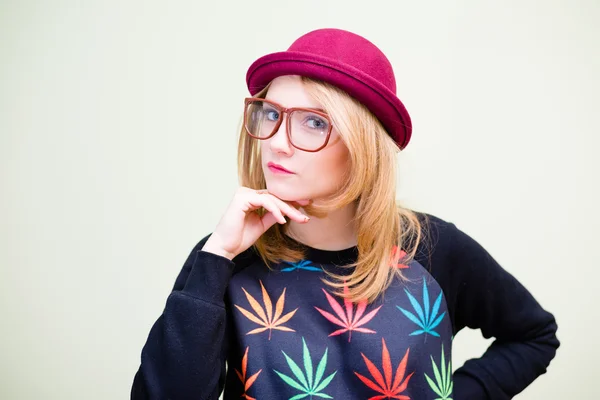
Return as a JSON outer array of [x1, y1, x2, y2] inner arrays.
[[268, 114, 294, 155]]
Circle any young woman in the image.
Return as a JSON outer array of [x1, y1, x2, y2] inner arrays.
[[131, 28, 559, 399]]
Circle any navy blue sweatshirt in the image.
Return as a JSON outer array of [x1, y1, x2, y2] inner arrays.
[[131, 212, 559, 399]]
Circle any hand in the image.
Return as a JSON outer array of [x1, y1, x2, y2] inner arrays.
[[202, 187, 310, 260]]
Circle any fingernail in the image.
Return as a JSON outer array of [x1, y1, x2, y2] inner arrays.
[[304, 216, 310, 222]]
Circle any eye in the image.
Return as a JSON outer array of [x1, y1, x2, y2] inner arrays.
[[306, 116, 329, 130], [264, 108, 280, 121]]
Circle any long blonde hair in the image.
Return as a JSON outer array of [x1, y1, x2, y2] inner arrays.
[[237, 76, 429, 304]]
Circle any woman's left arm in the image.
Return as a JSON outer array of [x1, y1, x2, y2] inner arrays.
[[438, 221, 560, 399]]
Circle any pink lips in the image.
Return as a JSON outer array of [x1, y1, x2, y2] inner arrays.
[[267, 162, 294, 174]]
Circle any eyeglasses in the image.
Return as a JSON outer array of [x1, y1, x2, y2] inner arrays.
[[243, 97, 334, 152]]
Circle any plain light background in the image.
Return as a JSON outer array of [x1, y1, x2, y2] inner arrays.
[[1, 1, 598, 399]]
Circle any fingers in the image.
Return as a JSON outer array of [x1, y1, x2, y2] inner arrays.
[[240, 187, 310, 224], [264, 194, 310, 223], [248, 194, 287, 224], [259, 211, 280, 231]]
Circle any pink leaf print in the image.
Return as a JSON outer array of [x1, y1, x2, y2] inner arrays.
[[391, 245, 409, 269], [315, 285, 382, 342]]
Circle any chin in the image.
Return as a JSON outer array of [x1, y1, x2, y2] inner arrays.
[[265, 181, 309, 202]]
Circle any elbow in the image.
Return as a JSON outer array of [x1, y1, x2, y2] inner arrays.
[[529, 312, 560, 372], [131, 368, 149, 400]]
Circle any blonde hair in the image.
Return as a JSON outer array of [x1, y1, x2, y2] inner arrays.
[[237, 76, 429, 304]]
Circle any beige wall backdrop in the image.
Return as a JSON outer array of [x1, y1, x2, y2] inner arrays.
[[1, 1, 598, 398]]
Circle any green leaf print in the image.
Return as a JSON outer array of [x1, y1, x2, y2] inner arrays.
[[424, 343, 453, 399], [274, 337, 337, 399]]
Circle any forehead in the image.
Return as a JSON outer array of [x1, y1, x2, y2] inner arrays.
[[264, 75, 324, 110]]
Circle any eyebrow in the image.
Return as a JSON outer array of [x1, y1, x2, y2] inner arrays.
[[290, 105, 328, 113], [262, 99, 326, 113]]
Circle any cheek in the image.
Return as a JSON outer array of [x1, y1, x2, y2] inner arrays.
[[305, 145, 350, 189]]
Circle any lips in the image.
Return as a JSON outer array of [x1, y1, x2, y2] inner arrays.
[[267, 162, 294, 174]]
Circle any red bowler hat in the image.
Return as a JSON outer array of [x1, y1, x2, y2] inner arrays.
[[246, 28, 412, 150]]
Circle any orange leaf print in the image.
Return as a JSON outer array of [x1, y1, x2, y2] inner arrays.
[[235, 280, 298, 340], [234, 347, 262, 400], [315, 285, 382, 342], [391, 246, 409, 269], [354, 338, 414, 399]]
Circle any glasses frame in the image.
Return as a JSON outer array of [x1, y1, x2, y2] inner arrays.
[[243, 97, 334, 152]]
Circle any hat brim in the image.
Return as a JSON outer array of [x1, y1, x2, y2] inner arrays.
[[246, 51, 412, 149]]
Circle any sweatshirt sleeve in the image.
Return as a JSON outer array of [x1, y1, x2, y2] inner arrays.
[[436, 221, 560, 399], [131, 234, 246, 400]]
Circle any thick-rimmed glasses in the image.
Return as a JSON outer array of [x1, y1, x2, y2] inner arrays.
[[243, 97, 334, 152]]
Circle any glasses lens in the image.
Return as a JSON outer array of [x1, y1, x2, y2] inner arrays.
[[245, 100, 279, 139], [245, 99, 332, 151], [289, 110, 331, 151]]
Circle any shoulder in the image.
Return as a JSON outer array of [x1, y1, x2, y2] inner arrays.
[[414, 210, 455, 235], [409, 210, 475, 296], [410, 210, 489, 277], [412, 210, 502, 274], [411, 210, 457, 261]]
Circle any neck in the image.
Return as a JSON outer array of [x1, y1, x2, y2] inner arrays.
[[285, 201, 358, 251]]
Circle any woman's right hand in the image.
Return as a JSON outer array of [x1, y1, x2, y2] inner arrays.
[[202, 187, 310, 260]]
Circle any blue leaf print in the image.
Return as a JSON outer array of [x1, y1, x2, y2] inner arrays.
[[281, 260, 322, 272], [397, 276, 446, 337]]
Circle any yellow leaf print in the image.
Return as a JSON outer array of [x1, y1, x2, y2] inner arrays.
[[235, 280, 298, 340]]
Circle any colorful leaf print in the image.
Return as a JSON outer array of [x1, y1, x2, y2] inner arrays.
[[391, 246, 409, 269], [354, 338, 414, 399], [424, 343, 453, 400], [234, 347, 262, 400], [282, 260, 322, 272], [397, 277, 446, 337], [274, 337, 337, 399], [315, 286, 382, 342], [235, 280, 298, 340]]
